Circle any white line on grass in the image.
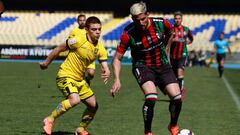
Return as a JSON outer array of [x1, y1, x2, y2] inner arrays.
[[222, 75, 240, 111]]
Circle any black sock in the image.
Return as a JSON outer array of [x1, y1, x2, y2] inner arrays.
[[85, 76, 91, 86], [218, 66, 224, 77], [143, 99, 156, 133], [169, 98, 182, 126]]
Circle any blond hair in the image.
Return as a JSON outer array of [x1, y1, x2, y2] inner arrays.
[[130, 1, 147, 16]]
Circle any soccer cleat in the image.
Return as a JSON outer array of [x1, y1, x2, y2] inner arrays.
[[75, 128, 90, 135], [144, 132, 154, 135], [43, 117, 54, 135], [168, 124, 179, 135]]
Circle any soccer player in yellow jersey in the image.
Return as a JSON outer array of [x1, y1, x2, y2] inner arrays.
[[70, 14, 96, 85], [70, 14, 87, 36], [40, 16, 110, 135]]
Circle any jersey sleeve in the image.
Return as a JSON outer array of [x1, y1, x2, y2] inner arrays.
[[163, 19, 173, 36], [188, 29, 194, 43], [66, 35, 81, 50], [69, 30, 75, 38], [116, 31, 130, 55], [163, 19, 173, 44], [87, 62, 96, 69]]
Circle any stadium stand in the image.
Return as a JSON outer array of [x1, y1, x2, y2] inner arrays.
[[1, 11, 240, 52], [0, 11, 113, 46]]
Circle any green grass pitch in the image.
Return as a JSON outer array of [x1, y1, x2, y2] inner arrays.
[[0, 62, 240, 135]]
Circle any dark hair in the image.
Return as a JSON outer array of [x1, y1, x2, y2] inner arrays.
[[85, 16, 101, 28], [77, 14, 86, 20], [174, 11, 183, 18]]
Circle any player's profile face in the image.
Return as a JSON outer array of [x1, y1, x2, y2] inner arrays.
[[87, 23, 102, 42], [174, 15, 182, 26], [132, 13, 149, 30]]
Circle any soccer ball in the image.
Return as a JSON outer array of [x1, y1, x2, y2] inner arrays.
[[178, 129, 195, 135]]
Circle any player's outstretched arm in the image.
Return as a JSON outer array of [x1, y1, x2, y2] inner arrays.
[[110, 52, 123, 97], [99, 61, 110, 84], [39, 43, 68, 70]]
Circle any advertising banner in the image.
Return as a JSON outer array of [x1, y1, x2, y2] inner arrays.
[[0, 45, 132, 64]]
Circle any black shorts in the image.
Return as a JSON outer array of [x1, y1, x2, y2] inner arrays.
[[132, 64, 178, 92], [216, 53, 226, 63], [170, 57, 188, 75]]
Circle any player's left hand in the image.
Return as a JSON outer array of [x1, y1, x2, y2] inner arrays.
[[39, 62, 48, 70], [101, 69, 110, 84], [110, 80, 121, 97]]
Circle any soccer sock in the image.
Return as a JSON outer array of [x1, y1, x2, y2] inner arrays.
[[169, 94, 182, 126], [49, 99, 72, 121], [79, 103, 98, 132], [85, 76, 91, 86], [218, 66, 224, 77], [143, 93, 157, 133]]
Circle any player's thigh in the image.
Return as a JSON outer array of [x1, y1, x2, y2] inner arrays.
[[132, 66, 157, 94], [156, 64, 178, 92], [165, 83, 181, 97]]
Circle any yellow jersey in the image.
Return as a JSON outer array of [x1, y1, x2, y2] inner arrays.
[[57, 34, 108, 81], [69, 27, 86, 37], [69, 27, 95, 69]]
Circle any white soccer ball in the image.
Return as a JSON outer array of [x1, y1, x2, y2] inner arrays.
[[178, 129, 195, 135]]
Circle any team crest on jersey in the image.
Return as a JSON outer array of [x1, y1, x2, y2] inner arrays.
[[94, 48, 98, 56], [68, 38, 77, 46], [156, 32, 163, 40]]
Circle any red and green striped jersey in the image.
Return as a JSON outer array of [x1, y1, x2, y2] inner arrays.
[[170, 25, 193, 60], [116, 17, 173, 67]]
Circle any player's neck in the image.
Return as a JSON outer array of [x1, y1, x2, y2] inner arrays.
[[86, 34, 98, 45], [79, 26, 84, 29], [174, 24, 182, 28]]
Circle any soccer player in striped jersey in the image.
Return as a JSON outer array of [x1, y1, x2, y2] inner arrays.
[[40, 16, 110, 135], [168, 11, 193, 98], [110, 2, 182, 135], [213, 32, 232, 77]]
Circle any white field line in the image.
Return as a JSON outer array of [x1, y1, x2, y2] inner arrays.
[[222, 75, 240, 111]]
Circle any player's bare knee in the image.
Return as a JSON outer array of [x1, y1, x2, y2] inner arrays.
[[68, 93, 81, 106]]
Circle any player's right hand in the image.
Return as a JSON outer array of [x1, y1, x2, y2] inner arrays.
[[39, 62, 48, 70], [110, 80, 121, 97]]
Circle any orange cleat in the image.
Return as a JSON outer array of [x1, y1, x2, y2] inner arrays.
[[75, 128, 90, 135], [144, 132, 154, 135], [43, 117, 54, 135], [168, 124, 179, 135]]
